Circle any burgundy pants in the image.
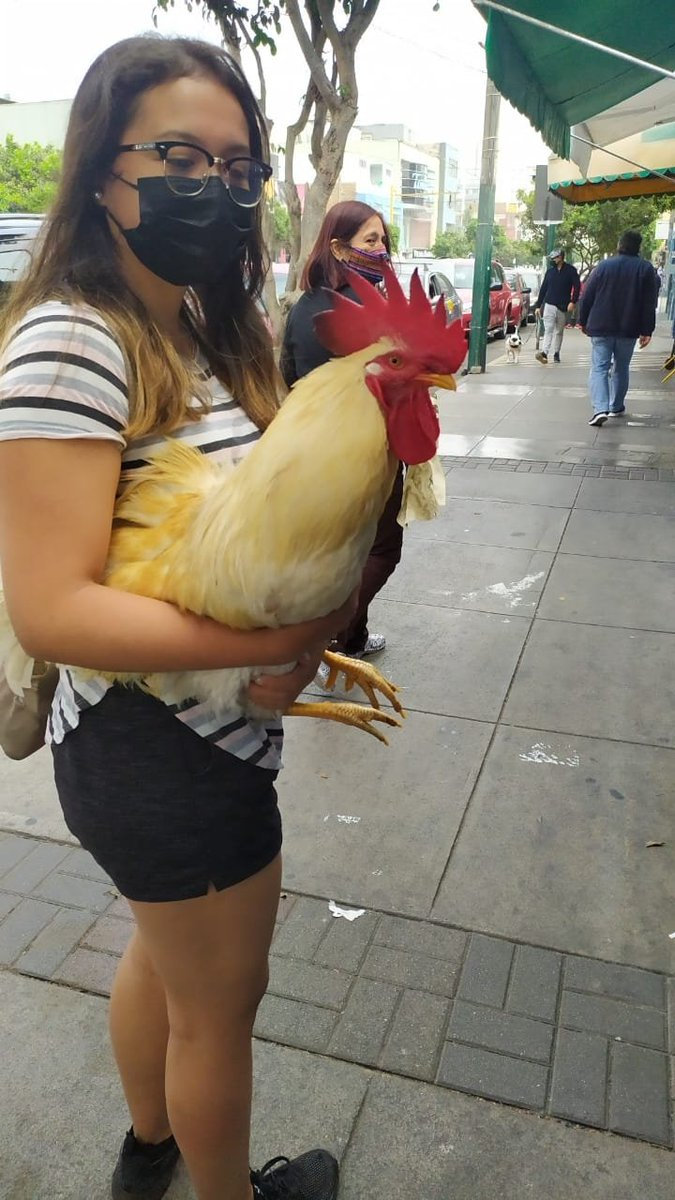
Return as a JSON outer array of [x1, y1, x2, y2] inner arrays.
[[332, 464, 404, 655]]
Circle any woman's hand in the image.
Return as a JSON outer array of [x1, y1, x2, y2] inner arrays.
[[248, 647, 325, 711]]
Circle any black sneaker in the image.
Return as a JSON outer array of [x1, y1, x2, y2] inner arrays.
[[553, 352, 561, 363], [588, 412, 608, 427], [251, 1151, 339, 1199], [111, 1129, 180, 1200], [535, 351, 548, 364]]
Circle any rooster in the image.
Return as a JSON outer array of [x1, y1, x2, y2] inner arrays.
[[2, 264, 466, 742]]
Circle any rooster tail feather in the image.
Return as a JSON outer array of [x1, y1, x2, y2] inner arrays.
[[0, 593, 35, 695], [115, 440, 225, 528]]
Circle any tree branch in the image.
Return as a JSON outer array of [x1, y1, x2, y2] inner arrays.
[[284, 0, 338, 110], [235, 13, 267, 112]]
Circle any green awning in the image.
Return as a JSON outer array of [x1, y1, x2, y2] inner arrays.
[[474, 2, 675, 159], [550, 166, 675, 204]]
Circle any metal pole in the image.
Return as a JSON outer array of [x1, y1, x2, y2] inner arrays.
[[467, 76, 500, 373]]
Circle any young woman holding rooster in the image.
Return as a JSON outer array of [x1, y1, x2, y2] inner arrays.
[[0, 36, 352, 1200], [281, 201, 404, 663]]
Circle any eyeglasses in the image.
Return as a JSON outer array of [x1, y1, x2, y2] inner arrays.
[[116, 141, 273, 207]]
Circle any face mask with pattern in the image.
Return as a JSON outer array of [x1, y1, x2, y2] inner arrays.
[[336, 241, 390, 284]]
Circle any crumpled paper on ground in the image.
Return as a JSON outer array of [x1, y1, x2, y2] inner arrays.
[[397, 456, 446, 527], [329, 900, 366, 921]]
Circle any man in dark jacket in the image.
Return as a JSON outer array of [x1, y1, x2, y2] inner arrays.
[[534, 248, 580, 364], [579, 230, 658, 427]]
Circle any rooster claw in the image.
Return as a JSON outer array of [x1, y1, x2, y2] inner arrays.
[[320, 649, 405, 716], [286, 699, 402, 744]]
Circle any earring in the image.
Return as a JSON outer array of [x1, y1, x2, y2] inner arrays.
[[94, 191, 103, 202]]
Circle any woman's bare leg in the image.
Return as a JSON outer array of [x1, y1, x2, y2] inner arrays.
[[128, 855, 282, 1200], [109, 930, 171, 1143]]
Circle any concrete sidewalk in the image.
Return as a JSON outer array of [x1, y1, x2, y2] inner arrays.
[[2, 319, 675, 1198]]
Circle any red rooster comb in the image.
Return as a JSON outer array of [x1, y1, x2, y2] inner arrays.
[[314, 262, 467, 373]]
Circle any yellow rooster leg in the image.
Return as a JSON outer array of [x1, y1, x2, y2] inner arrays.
[[286, 700, 401, 745], [321, 649, 406, 717]]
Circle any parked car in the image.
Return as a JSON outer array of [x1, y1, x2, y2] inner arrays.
[[431, 258, 513, 339], [504, 269, 529, 327], [392, 259, 463, 324], [516, 267, 541, 321], [0, 214, 43, 302]]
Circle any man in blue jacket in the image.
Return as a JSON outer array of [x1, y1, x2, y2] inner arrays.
[[534, 248, 580, 364], [579, 230, 658, 427]]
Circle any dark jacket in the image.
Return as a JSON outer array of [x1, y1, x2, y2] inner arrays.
[[280, 284, 361, 387], [578, 253, 658, 339], [536, 261, 581, 311]]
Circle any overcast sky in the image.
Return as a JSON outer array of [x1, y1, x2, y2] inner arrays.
[[1, 0, 549, 198]]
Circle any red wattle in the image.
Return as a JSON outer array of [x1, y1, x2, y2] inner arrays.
[[386, 389, 440, 465]]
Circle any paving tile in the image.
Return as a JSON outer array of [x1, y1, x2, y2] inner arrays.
[[565, 957, 665, 1009], [405, 497, 568, 551], [361, 944, 458, 997], [0, 834, 35, 875], [0, 891, 20, 920], [506, 945, 562, 1022], [381, 542, 552, 617], [548, 1028, 608, 1128], [16, 908, 96, 977], [538, 556, 675, 633], [279, 712, 492, 917], [313, 910, 379, 973], [106, 896, 133, 921], [432, 726, 675, 972], [456, 934, 514, 1008], [560, 991, 665, 1050], [438, 1041, 548, 1110], [365, 603, 530, 722], [57, 847, 113, 883], [253, 993, 337, 1053], [328, 977, 399, 1067], [503, 621, 675, 749], [560, 510, 675, 563], [31, 872, 115, 912], [53, 947, 119, 995], [82, 915, 134, 957], [448, 999, 553, 1063], [0, 897, 60, 964], [374, 916, 467, 965], [444, 467, 580, 507], [379, 990, 450, 1081], [275, 893, 297, 925], [270, 896, 336, 959], [0, 841, 71, 892], [267, 955, 352, 1010], [609, 1043, 671, 1146], [575, 478, 675, 517]]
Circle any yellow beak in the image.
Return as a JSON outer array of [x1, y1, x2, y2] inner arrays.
[[415, 372, 457, 391]]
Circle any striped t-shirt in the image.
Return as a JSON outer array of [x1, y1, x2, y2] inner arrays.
[[0, 299, 283, 770]]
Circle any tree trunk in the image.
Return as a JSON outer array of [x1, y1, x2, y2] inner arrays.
[[296, 103, 355, 281]]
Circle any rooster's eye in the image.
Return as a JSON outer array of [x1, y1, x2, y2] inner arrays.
[[388, 354, 403, 368]]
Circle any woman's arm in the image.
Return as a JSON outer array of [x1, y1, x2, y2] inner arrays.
[[0, 439, 352, 671]]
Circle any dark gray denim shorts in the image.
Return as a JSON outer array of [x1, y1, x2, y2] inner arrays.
[[52, 685, 282, 903]]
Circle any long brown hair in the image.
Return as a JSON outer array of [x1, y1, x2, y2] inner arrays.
[[301, 201, 392, 293], [0, 35, 280, 437]]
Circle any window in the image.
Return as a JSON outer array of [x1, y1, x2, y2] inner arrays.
[[370, 164, 383, 187], [491, 263, 505, 288]]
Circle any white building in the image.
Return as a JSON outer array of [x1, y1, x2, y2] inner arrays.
[[287, 123, 459, 253], [0, 99, 71, 147]]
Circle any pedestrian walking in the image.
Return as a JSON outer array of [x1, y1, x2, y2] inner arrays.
[[281, 201, 402, 665], [0, 35, 345, 1200], [578, 230, 659, 427], [534, 247, 580, 364]]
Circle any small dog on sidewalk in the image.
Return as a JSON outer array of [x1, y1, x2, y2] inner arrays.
[[505, 332, 522, 364]]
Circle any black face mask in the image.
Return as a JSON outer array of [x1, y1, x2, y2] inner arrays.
[[108, 175, 254, 286]]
